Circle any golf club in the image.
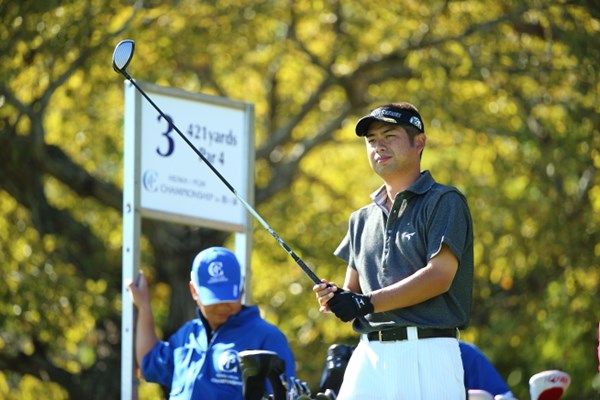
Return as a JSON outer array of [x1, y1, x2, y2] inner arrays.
[[112, 39, 322, 284], [529, 370, 570, 400]]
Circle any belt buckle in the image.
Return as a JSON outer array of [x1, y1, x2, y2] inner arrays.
[[378, 331, 383, 341]]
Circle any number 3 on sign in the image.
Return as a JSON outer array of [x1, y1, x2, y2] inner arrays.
[[156, 114, 175, 157]]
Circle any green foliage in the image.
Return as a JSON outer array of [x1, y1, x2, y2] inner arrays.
[[1, 0, 599, 399]]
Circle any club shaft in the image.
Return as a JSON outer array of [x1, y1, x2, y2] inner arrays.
[[123, 74, 321, 284]]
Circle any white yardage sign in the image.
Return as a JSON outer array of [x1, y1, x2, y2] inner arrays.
[[129, 81, 254, 231]]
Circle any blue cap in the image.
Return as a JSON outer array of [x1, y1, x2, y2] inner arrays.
[[191, 247, 243, 305]]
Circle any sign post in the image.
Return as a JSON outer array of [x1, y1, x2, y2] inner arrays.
[[120, 81, 254, 399]]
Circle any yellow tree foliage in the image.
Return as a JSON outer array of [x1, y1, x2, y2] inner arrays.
[[0, 1, 598, 398]]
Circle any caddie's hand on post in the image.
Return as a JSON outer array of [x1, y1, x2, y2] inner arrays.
[[125, 270, 158, 366], [125, 270, 151, 312], [327, 290, 374, 322]]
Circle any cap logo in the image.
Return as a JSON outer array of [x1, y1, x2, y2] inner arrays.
[[372, 109, 403, 120], [409, 116, 423, 131], [207, 261, 229, 284]]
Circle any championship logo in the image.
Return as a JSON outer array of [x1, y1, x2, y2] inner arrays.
[[218, 349, 239, 373], [142, 170, 159, 192]]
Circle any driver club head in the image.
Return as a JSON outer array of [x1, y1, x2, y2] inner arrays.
[[112, 39, 135, 74], [529, 369, 570, 400]]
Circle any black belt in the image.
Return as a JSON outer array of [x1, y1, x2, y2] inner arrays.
[[366, 327, 458, 342]]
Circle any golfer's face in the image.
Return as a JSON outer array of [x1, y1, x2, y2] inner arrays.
[[365, 122, 419, 177]]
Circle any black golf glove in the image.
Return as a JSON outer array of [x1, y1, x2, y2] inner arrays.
[[328, 290, 374, 322]]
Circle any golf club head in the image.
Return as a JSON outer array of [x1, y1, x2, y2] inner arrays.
[[468, 389, 494, 400], [529, 370, 570, 400], [238, 350, 287, 400], [112, 39, 135, 74], [295, 379, 311, 397], [292, 378, 304, 395], [319, 344, 355, 394]]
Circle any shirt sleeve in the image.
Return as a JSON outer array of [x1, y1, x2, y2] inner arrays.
[[427, 191, 472, 262], [141, 340, 175, 387], [333, 231, 352, 266]]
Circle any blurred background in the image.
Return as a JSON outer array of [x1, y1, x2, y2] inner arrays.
[[0, 0, 598, 399]]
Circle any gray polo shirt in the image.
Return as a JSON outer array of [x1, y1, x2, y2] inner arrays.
[[334, 170, 473, 333]]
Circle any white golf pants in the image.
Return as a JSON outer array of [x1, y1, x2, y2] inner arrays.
[[337, 330, 465, 400]]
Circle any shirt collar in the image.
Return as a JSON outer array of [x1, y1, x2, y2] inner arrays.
[[370, 170, 436, 210]]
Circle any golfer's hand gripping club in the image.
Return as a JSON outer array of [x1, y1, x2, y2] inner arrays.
[[327, 290, 374, 322]]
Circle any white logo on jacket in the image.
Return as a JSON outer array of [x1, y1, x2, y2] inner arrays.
[[218, 349, 239, 373], [210, 346, 243, 387]]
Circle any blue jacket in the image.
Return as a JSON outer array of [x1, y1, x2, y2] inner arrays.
[[460, 341, 513, 396], [142, 305, 295, 399]]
